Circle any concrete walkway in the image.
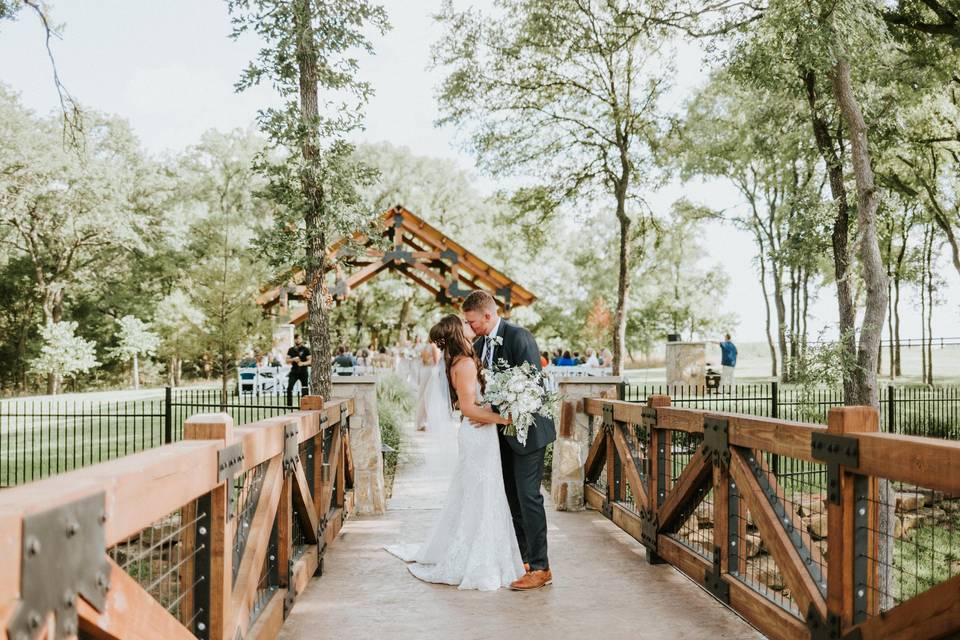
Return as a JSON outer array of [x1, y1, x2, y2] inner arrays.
[[280, 420, 764, 640]]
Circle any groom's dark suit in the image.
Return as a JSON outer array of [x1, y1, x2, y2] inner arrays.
[[475, 319, 556, 572]]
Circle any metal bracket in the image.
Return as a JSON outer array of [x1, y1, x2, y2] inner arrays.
[[283, 422, 300, 474], [283, 559, 296, 618], [601, 499, 613, 519], [384, 248, 414, 264], [10, 492, 112, 640], [602, 403, 615, 434], [640, 406, 657, 429], [811, 432, 859, 505], [703, 547, 730, 604], [703, 417, 730, 469], [218, 442, 245, 519], [806, 607, 863, 640], [440, 248, 459, 264], [640, 511, 659, 555]]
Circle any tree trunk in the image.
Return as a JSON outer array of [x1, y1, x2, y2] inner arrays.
[[830, 59, 888, 407], [927, 235, 932, 383], [132, 353, 140, 390], [772, 260, 789, 381], [397, 297, 412, 344], [757, 247, 778, 377], [612, 206, 630, 377], [295, 0, 331, 399], [805, 69, 857, 403]]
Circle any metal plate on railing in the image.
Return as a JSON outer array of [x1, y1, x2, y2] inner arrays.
[[11, 492, 112, 640]]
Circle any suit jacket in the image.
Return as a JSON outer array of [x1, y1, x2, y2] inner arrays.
[[474, 320, 557, 454]]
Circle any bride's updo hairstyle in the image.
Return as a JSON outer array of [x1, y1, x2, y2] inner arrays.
[[429, 314, 484, 409]]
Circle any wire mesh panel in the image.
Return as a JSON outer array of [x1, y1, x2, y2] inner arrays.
[[233, 461, 269, 584], [859, 479, 960, 618], [663, 431, 714, 562], [108, 498, 207, 635], [729, 453, 828, 618], [249, 519, 281, 627], [620, 422, 649, 514], [167, 387, 305, 441]]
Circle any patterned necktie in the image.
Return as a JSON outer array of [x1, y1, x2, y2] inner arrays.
[[483, 335, 493, 368]]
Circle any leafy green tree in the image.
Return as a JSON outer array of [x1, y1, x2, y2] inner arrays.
[[29, 321, 98, 394], [227, 0, 389, 398], [434, 0, 671, 376], [110, 315, 160, 390], [154, 289, 205, 387]]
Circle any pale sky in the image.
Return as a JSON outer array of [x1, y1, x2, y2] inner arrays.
[[0, 0, 956, 343]]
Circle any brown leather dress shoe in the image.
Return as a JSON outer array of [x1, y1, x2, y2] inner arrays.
[[510, 569, 552, 590]]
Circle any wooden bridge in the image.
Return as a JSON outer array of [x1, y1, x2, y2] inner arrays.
[[0, 392, 958, 639]]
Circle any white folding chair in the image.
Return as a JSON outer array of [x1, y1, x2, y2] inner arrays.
[[237, 367, 259, 395]]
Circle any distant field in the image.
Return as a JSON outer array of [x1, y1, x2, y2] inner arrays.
[[626, 342, 960, 384]]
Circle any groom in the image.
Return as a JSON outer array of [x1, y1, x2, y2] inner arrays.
[[463, 290, 556, 590]]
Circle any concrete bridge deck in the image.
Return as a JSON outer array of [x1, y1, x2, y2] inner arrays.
[[279, 422, 764, 640]]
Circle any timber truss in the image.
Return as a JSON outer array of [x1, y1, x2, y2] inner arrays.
[[258, 206, 536, 324]]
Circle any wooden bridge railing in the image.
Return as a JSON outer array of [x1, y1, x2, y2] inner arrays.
[[0, 394, 354, 640], [582, 394, 960, 640]]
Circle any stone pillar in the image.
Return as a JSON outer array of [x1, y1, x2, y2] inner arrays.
[[331, 376, 385, 515], [551, 377, 622, 511], [665, 341, 706, 387]]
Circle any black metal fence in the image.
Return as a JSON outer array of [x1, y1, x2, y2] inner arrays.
[[620, 383, 960, 439], [0, 386, 303, 487]]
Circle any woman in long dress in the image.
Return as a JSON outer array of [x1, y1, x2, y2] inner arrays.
[[415, 341, 440, 431], [386, 314, 525, 591]]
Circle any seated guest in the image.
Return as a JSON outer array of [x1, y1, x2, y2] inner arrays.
[[551, 348, 563, 365], [599, 348, 613, 366], [333, 345, 356, 374], [585, 348, 600, 367], [239, 351, 257, 368], [556, 350, 577, 366], [540, 351, 549, 368], [572, 351, 582, 364]]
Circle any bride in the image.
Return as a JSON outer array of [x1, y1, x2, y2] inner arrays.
[[385, 314, 525, 591]]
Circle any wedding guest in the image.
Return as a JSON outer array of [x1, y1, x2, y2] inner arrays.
[[717, 333, 738, 387], [551, 348, 562, 365], [585, 348, 600, 367], [572, 351, 582, 364], [556, 350, 577, 366], [239, 351, 257, 368], [333, 345, 356, 373], [286, 334, 311, 405], [599, 348, 613, 366], [540, 351, 549, 368]]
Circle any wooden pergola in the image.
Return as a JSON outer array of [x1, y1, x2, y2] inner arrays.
[[258, 206, 535, 325]]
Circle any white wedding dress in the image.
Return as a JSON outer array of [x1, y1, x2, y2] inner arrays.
[[386, 382, 525, 591]]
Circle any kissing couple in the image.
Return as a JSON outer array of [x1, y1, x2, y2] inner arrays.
[[386, 290, 556, 591]]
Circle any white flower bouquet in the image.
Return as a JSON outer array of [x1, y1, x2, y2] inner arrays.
[[481, 359, 559, 446]]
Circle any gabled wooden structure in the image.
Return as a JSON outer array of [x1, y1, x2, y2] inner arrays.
[[258, 206, 536, 325]]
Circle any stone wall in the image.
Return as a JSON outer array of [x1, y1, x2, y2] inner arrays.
[[665, 341, 705, 387], [551, 377, 622, 511], [331, 377, 386, 515]]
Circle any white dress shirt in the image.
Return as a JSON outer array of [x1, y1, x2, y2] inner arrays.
[[482, 316, 502, 368]]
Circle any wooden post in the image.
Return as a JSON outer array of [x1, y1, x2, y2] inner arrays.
[[825, 406, 879, 629], [183, 414, 234, 640], [300, 396, 326, 520], [646, 395, 672, 517]]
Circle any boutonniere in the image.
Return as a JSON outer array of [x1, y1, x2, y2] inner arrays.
[[491, 335, 503, 347]]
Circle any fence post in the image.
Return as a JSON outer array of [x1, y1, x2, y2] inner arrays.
[[164, 386, 173, 444], [825, 406, 880, 630], [886, 385, 895, 434], [184, 413, 235, 640], [770, 381, 780, 475], [646, 394, 672, 520]]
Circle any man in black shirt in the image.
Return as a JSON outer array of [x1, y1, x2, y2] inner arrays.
[[286, 334, 311, 406]]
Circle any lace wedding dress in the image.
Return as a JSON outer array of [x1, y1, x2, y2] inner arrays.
[[385, 384, 524, 591]]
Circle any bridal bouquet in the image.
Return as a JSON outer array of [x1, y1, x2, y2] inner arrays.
[[481, 360, 559, 446]]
